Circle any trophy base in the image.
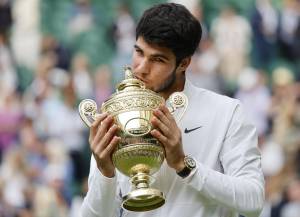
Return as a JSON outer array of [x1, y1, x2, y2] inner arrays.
[[122, 188, 165, 212]]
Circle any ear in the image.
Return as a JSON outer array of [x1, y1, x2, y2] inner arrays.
[[179, 57, 191, 71]]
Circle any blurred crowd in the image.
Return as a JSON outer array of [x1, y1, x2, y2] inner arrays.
[[0, 0, 300, 216]]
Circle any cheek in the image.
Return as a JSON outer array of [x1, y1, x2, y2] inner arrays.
[[151, 69, 172, 86], [132, 53, 140, 69], [153, 66, 172, 80]]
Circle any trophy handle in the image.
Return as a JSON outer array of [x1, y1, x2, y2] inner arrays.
[[78, 99, 98, 127], [168, 92, 188, 123]]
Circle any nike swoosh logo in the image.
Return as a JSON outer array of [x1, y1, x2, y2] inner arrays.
[[184, 126, 202, 134]]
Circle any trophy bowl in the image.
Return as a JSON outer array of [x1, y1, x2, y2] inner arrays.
[[79, 67, 166, 211]]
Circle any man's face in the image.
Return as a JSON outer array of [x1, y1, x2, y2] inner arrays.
[[132, 37, 179, 93]]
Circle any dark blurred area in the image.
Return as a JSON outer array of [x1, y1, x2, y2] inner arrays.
[[0, 0, 299, 216]]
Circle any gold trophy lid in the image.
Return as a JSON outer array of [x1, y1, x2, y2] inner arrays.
[[116, 66, 145, 92]]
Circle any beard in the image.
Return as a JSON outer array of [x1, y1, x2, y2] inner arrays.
[[155, 68, 177, 93]]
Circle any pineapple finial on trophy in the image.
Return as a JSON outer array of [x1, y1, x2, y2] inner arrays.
[[124, 66, 134, 79]]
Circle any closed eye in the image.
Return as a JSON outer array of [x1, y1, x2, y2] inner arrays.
[[152, 57, 165, 63], [134, 45, 143, 55]]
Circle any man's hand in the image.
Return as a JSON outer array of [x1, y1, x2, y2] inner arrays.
[[150, 104, 185, 172], [89, 113, 121, 178]]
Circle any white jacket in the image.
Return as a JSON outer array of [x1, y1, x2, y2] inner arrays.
[[81, 79, 265, 217]]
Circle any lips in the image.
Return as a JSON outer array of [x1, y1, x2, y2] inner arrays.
[[135, 76, 147, 84]]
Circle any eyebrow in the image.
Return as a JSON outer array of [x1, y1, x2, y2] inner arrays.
[[134, 44, 170, 61]]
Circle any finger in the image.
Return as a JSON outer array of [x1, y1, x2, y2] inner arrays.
[[159, 105, 179, 130], [151, 116, 171, 137], [101, 136, 121, 158], [151, 129, 168, 145], [159, 105, 175, 122], [90, 113, 108, 138], [153, 108, 171, 126], [92, 115, 114, 148], [96, 124, 119, 153]]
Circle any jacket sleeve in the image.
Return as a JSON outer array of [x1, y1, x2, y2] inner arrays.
[[80, 155, 122, 217], [183, 103, 265, 217]]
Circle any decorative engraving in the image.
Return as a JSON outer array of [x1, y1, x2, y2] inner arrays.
[[124, 98, 134, 107], [169, 92, 188, 122], [173, 95, 183, 106], [102, 94, 163, 115], [118, 136, 159, 148], [78, 99, 98, 127], [170, 92, 186, 108]]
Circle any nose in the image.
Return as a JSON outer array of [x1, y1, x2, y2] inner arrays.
[[133, 59, 150, 77]]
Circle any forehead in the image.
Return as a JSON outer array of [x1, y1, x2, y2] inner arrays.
[[135, 37, 176, 59]]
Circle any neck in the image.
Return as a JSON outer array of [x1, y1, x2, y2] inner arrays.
[[159, 73, 186, 100]]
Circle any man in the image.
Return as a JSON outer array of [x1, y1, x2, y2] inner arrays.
[[81, 3, 264, 217]]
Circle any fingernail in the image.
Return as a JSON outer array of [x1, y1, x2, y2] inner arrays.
[[96, 113, 106, 118], [114, 136, 121, 140]]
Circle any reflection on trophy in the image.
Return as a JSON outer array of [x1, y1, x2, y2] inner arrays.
[[79, 67, 188, 212]]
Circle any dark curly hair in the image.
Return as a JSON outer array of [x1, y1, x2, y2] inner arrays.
[[136, 3, 202, 66]]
